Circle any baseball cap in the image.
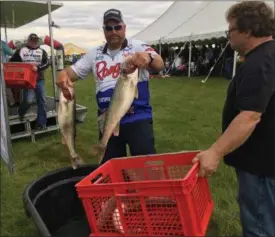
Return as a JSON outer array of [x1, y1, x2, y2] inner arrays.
[[103, 9, 124, 24], [28, 33, 39, 41]]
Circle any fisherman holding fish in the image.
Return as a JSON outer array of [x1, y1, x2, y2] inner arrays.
[[56, 9, 164, 165]]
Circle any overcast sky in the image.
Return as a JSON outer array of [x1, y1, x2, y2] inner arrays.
[[3, 1, 174, 50]]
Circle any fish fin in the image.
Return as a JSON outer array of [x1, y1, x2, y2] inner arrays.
[[90, 144, 106, 164], [113, 123, 120, 136], [135, 87, 139, 99], [71, 159, 78, 170], [71, 155, 85, 169]]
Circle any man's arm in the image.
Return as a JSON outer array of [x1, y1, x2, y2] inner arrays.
[[38, 49, 49, 71], [211, 58, 275, 157], [210, 111, 261, 157], [134, 41, 164, 72], [57, 67, 79, 83], [57, 47, 95, 84], [148, 53, 164, 72]]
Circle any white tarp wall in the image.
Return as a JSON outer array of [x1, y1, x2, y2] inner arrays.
[[132, 1, 273, 45], [0, 61, 13, 174]]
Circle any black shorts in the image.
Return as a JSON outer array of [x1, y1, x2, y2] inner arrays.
[[99, 119, 156, 164]]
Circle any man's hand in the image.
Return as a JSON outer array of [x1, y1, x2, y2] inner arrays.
[[192, 148, 222, 177], [32, 65, 38, 72], [56, 70, 73, 100], [131, 52, 151, 68], [121, 55, 137, 74]]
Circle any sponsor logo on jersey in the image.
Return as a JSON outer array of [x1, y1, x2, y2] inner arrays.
[[96, 61, 120, 81]]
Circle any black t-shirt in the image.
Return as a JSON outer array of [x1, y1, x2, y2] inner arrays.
[[222, 40, 275, 177]]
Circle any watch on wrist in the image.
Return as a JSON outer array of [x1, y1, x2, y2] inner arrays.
[[148, 53, 155, 65]]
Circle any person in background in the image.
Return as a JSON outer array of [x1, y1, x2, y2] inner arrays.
[[0, 39, 14, 63], [9, 33, 49, 130], [192, 1, 275, 236], [56, 8, 164, 164], [1, 40, 16, 107]]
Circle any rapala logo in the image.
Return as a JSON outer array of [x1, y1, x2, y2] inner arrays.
[[96, 61, 120, 81]]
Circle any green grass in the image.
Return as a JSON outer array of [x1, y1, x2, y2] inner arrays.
[[0, 70, 241, 236]]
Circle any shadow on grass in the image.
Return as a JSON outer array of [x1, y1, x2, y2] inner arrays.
[[207, 218, 241, 237], [207, 220, 220, 236]]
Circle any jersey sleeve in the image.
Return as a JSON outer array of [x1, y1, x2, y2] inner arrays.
[[133, 40, 158, 55], [38, 49, 49, 71], [71, 47, 96, 79], [235, 56, 275, 113], [9, 48, 22, 62]]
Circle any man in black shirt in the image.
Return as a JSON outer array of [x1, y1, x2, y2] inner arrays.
[[192, 1, 275, 236]]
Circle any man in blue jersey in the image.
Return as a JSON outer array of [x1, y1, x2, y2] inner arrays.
[[56, 9, 164, 164]]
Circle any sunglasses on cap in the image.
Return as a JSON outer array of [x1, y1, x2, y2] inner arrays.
[[103, 25, 123, 32]]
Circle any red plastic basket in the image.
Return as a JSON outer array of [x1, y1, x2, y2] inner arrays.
[[3, 62, 37, 89], [75, 151, 214, 236]]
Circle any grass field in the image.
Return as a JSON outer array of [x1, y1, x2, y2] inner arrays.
[[0, 70, 242, 236]]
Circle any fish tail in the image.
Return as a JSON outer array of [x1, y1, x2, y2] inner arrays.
[[71, 155, 85, 170], [90, 143, 106, 164]]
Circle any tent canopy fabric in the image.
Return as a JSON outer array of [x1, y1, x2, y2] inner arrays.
[[0, 1, 63, 29], [132, 1, 273, 45], [64, 43, 87, 56]]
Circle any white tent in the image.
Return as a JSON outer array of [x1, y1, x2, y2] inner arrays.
[[0, 1, 62, 28], [132, 1, 274, 45]]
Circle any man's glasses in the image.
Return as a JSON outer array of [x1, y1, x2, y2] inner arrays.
[[103, 25, 123, 32], [225, 27, 238, 37]]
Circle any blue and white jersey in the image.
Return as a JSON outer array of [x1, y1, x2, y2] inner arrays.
[[71, 38, 157, 124]]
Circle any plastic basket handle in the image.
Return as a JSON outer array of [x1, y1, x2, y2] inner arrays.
[[90, 173, 103, 184], [144, 160, 164, 167], [4, 68, 25, 73]]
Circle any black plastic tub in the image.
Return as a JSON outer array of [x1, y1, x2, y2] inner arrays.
[[23, 165, 99, 237]]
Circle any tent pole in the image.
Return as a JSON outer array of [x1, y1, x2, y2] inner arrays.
[[165, 41, 188, 76], [4, 24, 8, 42], [201, 40, 230, 83], [232, 50, 237, 78], [188, 38, 192, 78], [47, 0, 58, 111], [159, 37, 162, 75], [0, 2, 14, 175], [159, 37, 162, 55], [219, 43, 225, 76]]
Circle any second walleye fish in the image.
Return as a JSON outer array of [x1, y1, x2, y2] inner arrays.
[[90, 67, 139, 163]]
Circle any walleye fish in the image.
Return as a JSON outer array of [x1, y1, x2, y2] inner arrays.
[[90, 67, 139, 163], [58, 86, 85, 169], [98, 196, 177, 234]]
